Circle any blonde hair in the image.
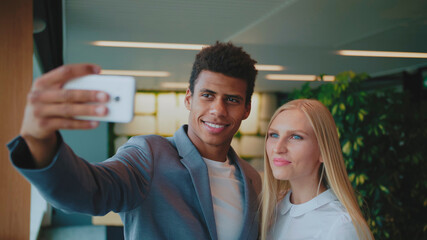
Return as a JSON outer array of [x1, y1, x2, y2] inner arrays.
[[260, 99, 373, 240]]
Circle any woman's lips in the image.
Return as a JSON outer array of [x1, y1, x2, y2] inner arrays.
[[273, 158, 291, 167]]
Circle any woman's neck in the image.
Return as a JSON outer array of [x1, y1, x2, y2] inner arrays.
[[289, 181, 327, 204]]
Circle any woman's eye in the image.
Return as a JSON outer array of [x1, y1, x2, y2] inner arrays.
[[291, 134, 303, 140], [269, 133, 279, 138]]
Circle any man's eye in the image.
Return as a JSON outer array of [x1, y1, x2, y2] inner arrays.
[[227, 97, 239, 103], [202, 93, 212, 98]]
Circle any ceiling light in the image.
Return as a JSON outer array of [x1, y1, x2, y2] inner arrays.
[[161, 82, 189, 89], [101, 70, 170, 77], [322, 75, 336, 81], [255, 64, 285, 71], [266, 74, 335, 81], [93, 41, 208, 50], [337, 50, 427, 58]]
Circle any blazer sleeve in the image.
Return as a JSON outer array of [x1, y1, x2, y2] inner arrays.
[[8, 134, 155, 215]]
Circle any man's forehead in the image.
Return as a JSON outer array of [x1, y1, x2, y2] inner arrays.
[[194, 72, 246, 89]]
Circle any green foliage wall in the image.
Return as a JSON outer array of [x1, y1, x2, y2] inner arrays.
[[288, 72, 427, 239]]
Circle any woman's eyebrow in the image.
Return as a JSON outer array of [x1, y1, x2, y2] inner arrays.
[[268, 127, 309, 135], [290, 129, 309, 135]]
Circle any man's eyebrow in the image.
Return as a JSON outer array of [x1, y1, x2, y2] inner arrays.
[[198, 88, 244, 101], [225, 94, 244, 101], [199, 88, 216, 94]]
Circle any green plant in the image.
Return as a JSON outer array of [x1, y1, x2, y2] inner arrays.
[[288, 71, 427, 239]]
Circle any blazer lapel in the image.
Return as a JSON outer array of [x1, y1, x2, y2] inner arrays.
[[229, 149, 260, 240], [171, 126, 218, 240]]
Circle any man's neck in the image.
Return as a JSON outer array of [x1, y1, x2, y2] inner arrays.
[[199, 144, 230, 162], [185, 125, 232, 162]]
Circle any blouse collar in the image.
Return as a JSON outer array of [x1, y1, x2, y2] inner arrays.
[[279, 189, 338, 217]]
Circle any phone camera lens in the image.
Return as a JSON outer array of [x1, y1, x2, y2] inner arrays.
[[114, 96, 120, 102]]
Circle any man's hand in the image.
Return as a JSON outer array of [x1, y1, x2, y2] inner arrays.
[[20, 64, 109, 167]]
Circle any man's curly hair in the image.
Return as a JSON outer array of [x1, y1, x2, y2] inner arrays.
[[189, 42, 258, 105]]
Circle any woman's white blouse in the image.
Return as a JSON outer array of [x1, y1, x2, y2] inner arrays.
[[268, 189, 358, 240]]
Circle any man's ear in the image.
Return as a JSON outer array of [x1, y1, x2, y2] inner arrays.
[[184, 88, 192, 111], [243, 102, 251, 120]]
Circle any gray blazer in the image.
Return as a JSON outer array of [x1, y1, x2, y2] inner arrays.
[[9, 125, 262, 240]]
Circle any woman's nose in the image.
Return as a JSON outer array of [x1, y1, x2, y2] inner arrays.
[[273, 138, 287, 153]]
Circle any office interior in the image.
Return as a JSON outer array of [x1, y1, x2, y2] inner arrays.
[[1, 0, 426, 239]]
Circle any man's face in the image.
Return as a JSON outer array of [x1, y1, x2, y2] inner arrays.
[[185, 70, 251, 153]]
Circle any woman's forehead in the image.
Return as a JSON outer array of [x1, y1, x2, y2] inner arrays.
[[271, 109, 313, 132]]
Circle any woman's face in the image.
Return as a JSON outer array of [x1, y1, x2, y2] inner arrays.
[[266, 109, 322, 187]]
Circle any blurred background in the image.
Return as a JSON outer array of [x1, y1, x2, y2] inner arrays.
[[2, 0, 426, 239]]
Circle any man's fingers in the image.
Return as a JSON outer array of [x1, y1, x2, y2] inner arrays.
[[33, 103, 108, 118], [33, 64, 101, 90], [29, 89, 109, 104]]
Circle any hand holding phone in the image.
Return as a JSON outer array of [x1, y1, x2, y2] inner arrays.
[[20, 64, 115, 166], [64, 74, 136, 123]]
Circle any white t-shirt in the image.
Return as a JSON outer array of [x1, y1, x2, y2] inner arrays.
[[268, 189, 358, 240], [203, 157, 244, 240]]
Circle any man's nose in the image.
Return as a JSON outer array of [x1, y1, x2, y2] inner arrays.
[[209, 99, 227, 116]]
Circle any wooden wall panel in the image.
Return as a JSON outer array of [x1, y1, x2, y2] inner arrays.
[[0, 0, 33, 239]]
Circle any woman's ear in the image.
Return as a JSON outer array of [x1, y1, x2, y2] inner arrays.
[[319, 155, 324, 163]]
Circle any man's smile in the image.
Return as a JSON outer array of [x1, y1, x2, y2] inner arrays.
[[202, 120, 230, 133]]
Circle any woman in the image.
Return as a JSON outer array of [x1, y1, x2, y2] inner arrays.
[[260, 99, 373, 240]]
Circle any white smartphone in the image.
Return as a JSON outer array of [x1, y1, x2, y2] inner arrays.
[[63, 74, 136, 123]]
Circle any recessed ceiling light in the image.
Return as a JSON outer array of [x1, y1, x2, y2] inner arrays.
[[92, 41, 208, 50], [161, 82, 189, 89], [255, 64, 285, 71], [337, 50, 427, 58], [266, 74, 335, 81], [101, 70, 170, 77]]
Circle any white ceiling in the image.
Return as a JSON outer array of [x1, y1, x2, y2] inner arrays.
[[63, 0, 427, 92]]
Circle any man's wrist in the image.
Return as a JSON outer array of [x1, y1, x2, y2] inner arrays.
[[21, 132, 59, 168]]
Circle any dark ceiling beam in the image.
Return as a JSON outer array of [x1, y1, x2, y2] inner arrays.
[[33, 0, 63, 73]]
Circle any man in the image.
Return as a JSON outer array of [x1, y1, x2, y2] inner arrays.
[[8, 42, 261, 239]]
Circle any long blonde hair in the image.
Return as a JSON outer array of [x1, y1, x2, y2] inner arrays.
[[260, 99, 373, 240]]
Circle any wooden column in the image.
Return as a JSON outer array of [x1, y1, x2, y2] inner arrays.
[[0, 0, 33, 239]]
